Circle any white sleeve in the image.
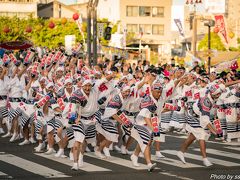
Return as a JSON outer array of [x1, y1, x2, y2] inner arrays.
[[138, 108, 151, 119]]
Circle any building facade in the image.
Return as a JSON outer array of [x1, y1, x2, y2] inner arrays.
[[225, 0, 240, 39], [122, 0, 173, 61], [97, 0, 173, 62], [38, 1, 77, 19], [0, 0, 38, 18]]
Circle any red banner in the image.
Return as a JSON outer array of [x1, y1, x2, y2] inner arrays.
[[214, 15, 228, 44]]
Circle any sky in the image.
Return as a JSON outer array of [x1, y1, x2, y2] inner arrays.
[[59, 0, 77, 4]]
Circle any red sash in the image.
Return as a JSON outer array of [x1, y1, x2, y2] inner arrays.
[[151, 116, 159, 133]]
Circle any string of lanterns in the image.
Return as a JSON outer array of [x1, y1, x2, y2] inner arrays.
[[2, 13, 80, 34]]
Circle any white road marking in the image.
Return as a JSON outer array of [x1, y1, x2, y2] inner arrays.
[[0, 154, 70, 178], [151, 155, 203, 168], [161, 150, 240, 167], [159, 172, 194, 180], [85, 152, 159, 170], [194, 148, 240, 161], [166, 134, 240, 146], [0, 171, 8, 176], [35, 153, 111, 172], [224, 146, 240, 151]]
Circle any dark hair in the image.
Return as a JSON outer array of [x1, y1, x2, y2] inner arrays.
[[97, 64, 103, 70], [143, 60, 147, 66], [110, 66, 118, 73]]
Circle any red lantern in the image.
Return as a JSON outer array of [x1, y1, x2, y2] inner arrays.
[[61, 18, 67, 25], [229, 31, 235, 39], [49, 21, 55, 29], [73, 13, 79, 21], [230, 61, 238, 70], [214, 27, 219, 33], [25, 26, 32, 33], [3, 26, 10, 33]]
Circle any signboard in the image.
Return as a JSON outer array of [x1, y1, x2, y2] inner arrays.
[[97, 23, 105, 38], [65, 35, 76, 55], [205, 0, 225, 14]]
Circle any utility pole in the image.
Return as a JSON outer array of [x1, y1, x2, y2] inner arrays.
[[87, 0, 93, 65], [186, 0, 203, 57], [192, 12, 197, 57], [92, 0, 99, 66], [204, 20, 215, 74], [208, 25, 211, 74], [87, 0, 98, 66]]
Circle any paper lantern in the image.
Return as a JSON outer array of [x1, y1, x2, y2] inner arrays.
[[73, 13, 79, 21], [230, 61, 238, 70], [61, 18, 67, 25], [14, 27, 19, 33], [25, 26, 32, 33], [229, 32, 235, 39], [214, 27, 219, 33], [3, 26, 10, 33], [48, 21, 55, 29]]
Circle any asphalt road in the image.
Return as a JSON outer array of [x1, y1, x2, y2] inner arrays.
[[0, 132, 240, 180]]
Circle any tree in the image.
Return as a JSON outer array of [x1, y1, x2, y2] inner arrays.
[[126, 32, 136, 45], [198, 32, 226, 51], [0, 16, 119, 49], [0, 16, 86, 49]]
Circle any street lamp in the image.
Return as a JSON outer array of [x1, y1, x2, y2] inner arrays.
[[87, 0, 99, 66], [204, 20, 215, 74], [185, 0, 203, 57]]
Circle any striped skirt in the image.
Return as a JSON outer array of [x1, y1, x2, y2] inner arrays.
[[66, 127, 75, 148], [0, 106, 8, 119], [96, 119, 119, 142], [226, 122, 240, 139], [19, 110, 30, 128], [185, 114, 210, 141], [121, 124, 131, 143], [169, 111, 186, 130], [47, 118, 55, 133], [161, 111, 173, 130], [34, 120, 46, 140], [8, 107, 22, 122], [95, 110, 119, 142], [85, 124, 96, 144], [130, 125, 151, 153], [72, 122, 85, 143]]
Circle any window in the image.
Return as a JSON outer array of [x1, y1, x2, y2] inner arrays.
[[152, 7, 164, 17], [139, 6, 151, 16], [126, 6, 138, 17], [139, 24, 151, 35], [127, 24, 138, 33], [152, 25, 164, 35]]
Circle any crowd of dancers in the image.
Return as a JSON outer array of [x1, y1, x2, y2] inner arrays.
[[0, 47, 239, 172]]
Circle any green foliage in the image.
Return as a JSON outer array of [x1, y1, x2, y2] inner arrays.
[[237, 37, 240, 44], [0, 16, 86, 49], [126, 32, 136, 45], [150, 51, 158, 65], [0, 16, 119, 49], [198, 32, 226, 51], [229, 47, 240, 51]]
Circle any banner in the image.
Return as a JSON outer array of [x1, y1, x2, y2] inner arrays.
[[214, 15, 228, 44], [174, 19, 184, 37], [65, 35, 76, 55], [76, 14, 86, 50]]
